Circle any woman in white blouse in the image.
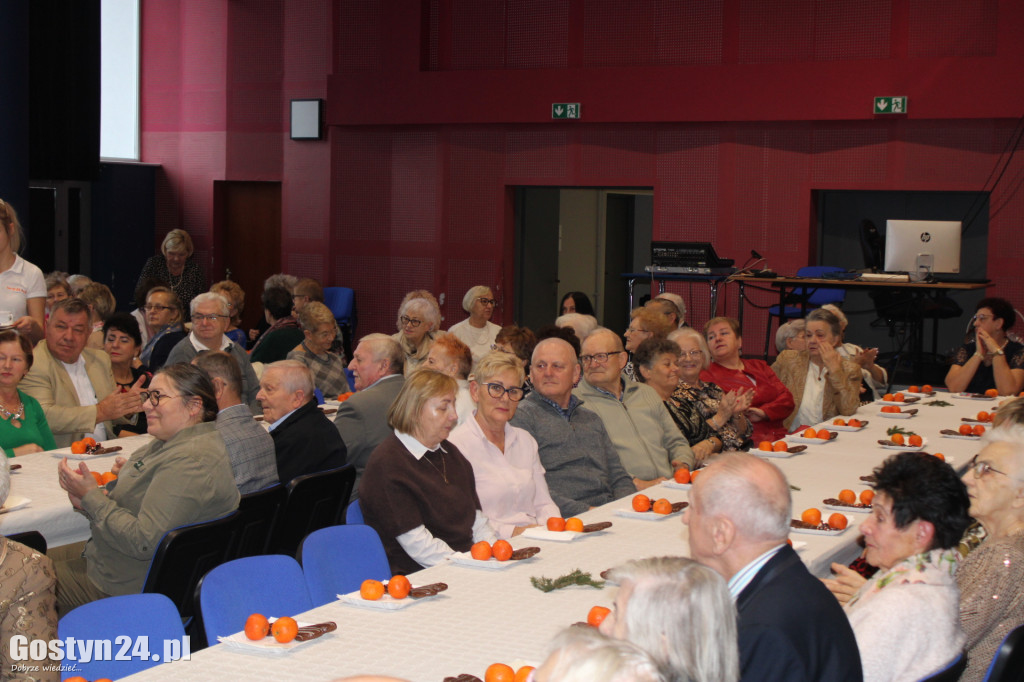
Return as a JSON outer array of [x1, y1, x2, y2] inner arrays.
[[448, 351, 559, 538], [0, 199, 45, 342], [447, 285, 501, 362]]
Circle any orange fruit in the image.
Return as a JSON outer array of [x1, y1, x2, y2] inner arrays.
[[973, 424, 986, 436], [802, 428, 816, 438], [773, 441, 789, 452], [880, 406, 896, 413], [244, 613, 270, 640], [546, 517, 566, 531], [485, 663, 516, 682], [690, 468, 702, 482], [860, 489, 875, 505], [908, 434, 923, 447], [631, 495, 651, 513], [986, 388, 999, 398], [890, 433, 905, 445], [978, 411, 991, 422], [816, 429, 831, 440], [883, 393, 895, 401], [492, 539, 514, 561], [673, 468, 691, 484], [833, 418, 846, 426], [848, 418, 862, 427], [922, 384, 933, 393], [564, 517, 584, 532], [90, 471, 103, 485], [758, 441, 773, 451], [587, 605, 611, 627], [70, 440, 87, 454], [271, 616, 298, 643], [514, 667, 535, 682], [838, 489, 856, 504], [801, 508, 822, 525], [828, 513, 848, 530], [470, 540, 493, 561], [360, 579, 385, 600], [83, 437, 97, 447], [932, 452, 946, 461], [652, 498, 672, 515], [894, 392, 905, 402], [100, 472, 117, 484], [908, 385, 920, 393], [387, 574, 411, 599], [959, 424, 973, 435], [65, 678, 87, 682]]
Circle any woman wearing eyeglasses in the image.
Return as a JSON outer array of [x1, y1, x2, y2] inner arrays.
[[448, 352, 559, 539], [946, 297, 1024, 396], [622, 306, 674, 381], [447, 286, 501, 363], [138, 286, 186, 371], [393, 290, 442, 375], [53, 363, 239, 613]]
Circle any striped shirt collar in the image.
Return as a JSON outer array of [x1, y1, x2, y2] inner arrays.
[[728, 544, 786, 600]]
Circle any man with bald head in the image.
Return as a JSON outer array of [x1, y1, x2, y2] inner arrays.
[[258, 360, 347, 484], [573, 328, 694, 489], [334, 334, 405, 497], [510, 337, 635, 516], [684, 452, 862, 682]]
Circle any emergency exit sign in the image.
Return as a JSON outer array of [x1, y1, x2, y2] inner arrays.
[[552, 103, 581, 119], [874, 96, 907, 114]]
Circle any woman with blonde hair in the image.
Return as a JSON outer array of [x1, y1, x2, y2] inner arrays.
[[623, 306, 674, 381], [393, 291, 442, 375], [79, 283, 117, 350], [0, 198, 46, 342], [134, 228, 205, 319], [447, 285, 500, 362], [288, 301, 351, 397]]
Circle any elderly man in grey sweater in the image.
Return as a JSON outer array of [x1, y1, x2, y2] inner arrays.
[[510, 338, 635, 517]]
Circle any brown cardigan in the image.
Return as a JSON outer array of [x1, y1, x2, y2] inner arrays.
[[771, 350, 862, 430]]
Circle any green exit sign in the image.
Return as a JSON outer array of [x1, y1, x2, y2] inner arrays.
[[552, 103, 581, 119], [874, 96, 907, 114]]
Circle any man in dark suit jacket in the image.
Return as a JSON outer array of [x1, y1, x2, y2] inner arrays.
[[333, 334, 405, 497], [684, 452, 862, 682], [258, 360, 346, 485]]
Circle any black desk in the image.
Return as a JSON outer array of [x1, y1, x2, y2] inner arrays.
[[622, 271, 732, 318]]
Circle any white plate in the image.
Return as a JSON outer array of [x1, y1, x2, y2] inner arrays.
[[941, 433, 982, 441], [217, 620, 324, 655], [825, 423, 868, 432], [0, 495, 30, 514], [904, 391, 936, 398], [337, 591, 438, 611], [448, 552, 521, 570], [752, 447, 802, 459], [520, 527, 585, 543], [662, 480, 692, 490], [50, 448, 123, 461], [960, 418, 990, 425], [879, 437, 927, 451], [787, 435, 835, 445], [954, 393, 997, 401], [877, 411, 914, 419], [823, 502, 871, 514], [878, 400, 914, 406], [614, 508, 681, 521], [790, 523, 849, 536]]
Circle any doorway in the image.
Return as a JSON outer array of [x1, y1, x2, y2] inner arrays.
[[514, 187, 653, 334], [213, 181, 281, 334]]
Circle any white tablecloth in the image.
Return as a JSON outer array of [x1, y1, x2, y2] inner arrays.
[[109, 394, 996, 681]]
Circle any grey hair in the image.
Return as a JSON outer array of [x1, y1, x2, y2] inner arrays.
[[694, 451, 792, 542], [806, 308, 841, 338], [263, 273, 298, 293], [994, 397, 1024, 429], [358, 333, 405, 375], [461, 285, 492, 313], [541, 626, 667, 682], [0, 456, 9, 508], [668, 327, 711, 369], [556, 313, 599, 342], [775, 319, 806, 353], [607, 557, 739, 682], [190, 291, 230, 317], [820, 303, 848, 331], [398, 296, 441, 332], [981, 423, 1024, 484], [265, 360, 315, 398], [656, 292, 687, 323]]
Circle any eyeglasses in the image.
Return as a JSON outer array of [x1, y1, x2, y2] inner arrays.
[[967, 454, 1009, 479], [484, 383, 525, 401], [143, 304, 174, 312], [580, 350, 625, 365], [400, 315, 423, 328], [625, 327, 650, 335], [680, 349, 704, 359], [477, 298, 497, 306], [138, 390, 184, 408], [192, 313, 227, 323], [973, 314, 994, 323]]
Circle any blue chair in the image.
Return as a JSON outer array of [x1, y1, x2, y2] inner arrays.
[[920, 651, 966, 681], [196, 555, 313, 644], [322, 286, 355, 329], [58, 593, 185, 680], [314, 387, 325, 405], [300, 524, 390, 606], [983, 623, 1024, 682], [763, 265, 848, 357], [346, 498, 363, 524]]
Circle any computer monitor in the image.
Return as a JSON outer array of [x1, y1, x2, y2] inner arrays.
[[883, 220, 962, 280]]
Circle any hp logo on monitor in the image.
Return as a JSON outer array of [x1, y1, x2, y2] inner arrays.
[[919, 232, 931, 243]]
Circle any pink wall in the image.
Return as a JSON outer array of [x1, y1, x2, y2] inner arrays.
[[141, 0, 1024, 349]]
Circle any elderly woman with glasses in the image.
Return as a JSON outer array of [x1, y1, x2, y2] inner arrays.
[[623, 306, 675, 381], [138, 286, 186, 371], [134, 228, 205, 321], [288, 301, 351, 398], [393, 290, 442, 375], [449, 352, 559, 539], [53, 364, 239, 613], [447, 285, 500, 362], [946, 297, 1024, 396]]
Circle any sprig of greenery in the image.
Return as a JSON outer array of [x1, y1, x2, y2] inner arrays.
[[530, 569, 605, 593], [886, 425, 917, 437], [924, 400, 953, 407]]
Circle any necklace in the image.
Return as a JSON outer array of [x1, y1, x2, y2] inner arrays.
[[0, 397, 24, 428], [423, 449, 449, 484]]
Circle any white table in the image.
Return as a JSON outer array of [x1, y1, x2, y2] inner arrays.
[[112, 394, 996, 681], [1, 434, 153, 547]]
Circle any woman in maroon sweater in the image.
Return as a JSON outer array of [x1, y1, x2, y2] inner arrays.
[[359, 369, 496, 575], [700, 317, 794, 444]]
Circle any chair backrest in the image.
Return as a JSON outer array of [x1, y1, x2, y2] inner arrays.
[[920, 651, 966, 682], [229, 484, 286, 560], [197, 554, 313, 644], [795, 265, 848, 306], [984, 623, 1024, 682], [346, 498, 363, 524], [323, 287, 355, 326], [272, 465, 356, 556], [300, 524, 390, 606], [58, 593, 185, 680], [142, 510, 240, 621], [6, 530, 47, 554]]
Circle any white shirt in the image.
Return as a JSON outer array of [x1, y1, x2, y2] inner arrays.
[[447, 318, 501, 363], [188, 331, 231, 353], [0, 255, 45, 320], [791, 362, 828, 429], [455, 380, 474, 426], [61, 356, 108, 442]]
